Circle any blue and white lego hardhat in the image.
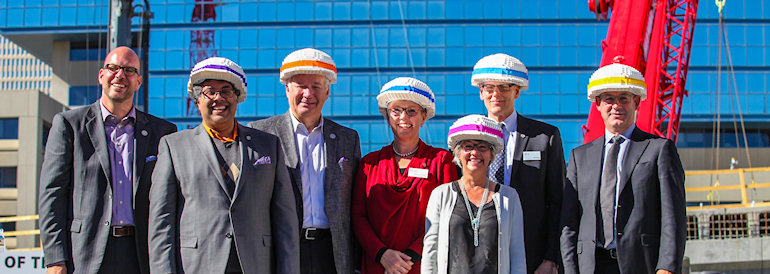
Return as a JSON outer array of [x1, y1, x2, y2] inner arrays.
[[187, 57, 248, 103], [376, 77, 436, 119], [471, 53, 529, 91]]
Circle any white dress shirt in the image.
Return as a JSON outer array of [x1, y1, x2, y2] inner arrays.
[[291, 114, 329, 228], [494, 111, 518, 186], [602, 124, 635, 249]]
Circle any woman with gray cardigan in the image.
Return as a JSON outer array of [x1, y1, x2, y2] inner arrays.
[[422, 114, 526, 274]]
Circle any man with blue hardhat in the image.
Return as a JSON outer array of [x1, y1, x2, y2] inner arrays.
[[473, 53, 567, 274]]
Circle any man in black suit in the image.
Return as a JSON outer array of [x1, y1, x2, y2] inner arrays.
[[39, 46, 176, 274], [472, 53, 566, 274], [560, 63, 686, 274]]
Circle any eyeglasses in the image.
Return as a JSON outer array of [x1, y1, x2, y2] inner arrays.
[[460, 142, 491, 152], [598, 94, 635, 105], [388, 107, 424, 117], [103, 64, 139, 76], [481, 83, 516, 93], [200, 86, 237, 99]]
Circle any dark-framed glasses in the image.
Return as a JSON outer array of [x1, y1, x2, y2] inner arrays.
[[598, 94, 634, 104], [201, 86, 237, 99], [461, 142, 491, 152], [103, 64, 139, 76], [388, 107, 424, 117], [481, 83, 516, 93]]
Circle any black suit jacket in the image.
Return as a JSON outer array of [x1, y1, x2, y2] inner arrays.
[[507, 114, 567, 272], [38, 102, 176, 274], [560, 127, 686, 274]]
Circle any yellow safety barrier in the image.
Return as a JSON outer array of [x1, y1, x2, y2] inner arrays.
[[0, 214, 42, 250], [686, 166, 770, 211]]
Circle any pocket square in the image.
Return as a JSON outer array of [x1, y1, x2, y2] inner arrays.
[[254, 156, 271, 166], [145, 155, 157, 162]]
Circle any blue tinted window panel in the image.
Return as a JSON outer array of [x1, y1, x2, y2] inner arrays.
[[373, 49, 389, 67], [257, 2, 276, 22], [332, 96, 351, 116], [408, 27, 426, 47], [57, 7, 75, 25], [333, 48, 351, 68], [333, 2, 351, 20], [315, 2, 332, 21], [165, 77, 186, 98], [480, 0, 501, 19], [352, 28, 370, 47], [540, 73, 559, 93], [294, 2, 313, 20], [333, 28, 351, 48], [239, 2, 257, 21], [0, 118, 19, 139], [427, 48, 445, 66], [370, 1, 388, 20], [445, 0, 462, 19], [165, 50, 184, 70], [746, 46, 764, 66], [577, 25, 598, 46], [256, 97, 276, 116], [517, 95, 537, 115], [746, 25, 763, 45], [446, 26, 464, 46], [351, 48, 370, 67], [221, 4, 239, 22], [408, 1, 426, 19], [166, 4, 184, 24], [411, 48, 426, 67], [521, 26, 541, 46], [426, 0, 444, 19], [273, 29, 292, 49], [445, 74, 466, 95], [502, 26, 521, 46], [541, 26, 559, 45], [295, 28, 314, 48], [24, 7, 41, 26], [239, 29, 257, 49], [335, 76, 351, 96], [389, 48, 407, 67], [482, 26, 502, 46], [221, 29, 239, 49], [258, 29, 276, 49], [464, 47, 483, 66], [445, 95, 466, 115], [520, 47, 540, 66], [239, 49, 257, 69], [464, 26, 483, 46], [388, 2, 401, 20], [166, 31, 184, 50], [389, 27, 406, 47], [257, 49, 276, 69], [560, 94, 581, 114], [541, 94, 559, 114], [275, 2, 294, 21], [746, 93, 766, 114], [500, 1, 519, 19], [351, 2, 370, 20], [520, 1, 539, 19], [373, 27, 389, 47], [559, 46, 578, 66], [426, 27, 445, 47], [558, 0, 579, 18], [238, 97, 257, 116], [541, 46, 559, 66]]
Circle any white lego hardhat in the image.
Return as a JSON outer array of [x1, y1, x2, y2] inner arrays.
[[280, 48, 337, 85], [471, 53, 529, 91], [187, 57, 248, 103], [587, 63, 647, 101], [376, 77, 436, 119], [447, 114, 505, 156]]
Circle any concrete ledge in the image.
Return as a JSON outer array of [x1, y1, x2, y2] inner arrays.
[[686, 237, 770, 267]]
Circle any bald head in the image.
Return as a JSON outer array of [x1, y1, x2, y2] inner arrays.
[[104, 46, 140, 69]]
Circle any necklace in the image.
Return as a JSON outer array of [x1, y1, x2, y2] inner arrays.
[[460, 178, 490, 247], [392, 143, 419, 157]]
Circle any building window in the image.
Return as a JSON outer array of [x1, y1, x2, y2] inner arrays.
[[0, 118, 18, 139], [69, 86, 100, 106], [678, 127, 770, 148], [0, 167, 16, 188]]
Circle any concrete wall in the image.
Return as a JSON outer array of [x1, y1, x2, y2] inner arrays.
[[0, 89, 67, 248], [679, 148, 770, 171]]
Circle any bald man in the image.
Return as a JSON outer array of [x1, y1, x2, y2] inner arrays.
[[39, 46, 176, 274]]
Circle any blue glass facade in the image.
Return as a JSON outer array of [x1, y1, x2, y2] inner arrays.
[[2, 0, 769, 155]]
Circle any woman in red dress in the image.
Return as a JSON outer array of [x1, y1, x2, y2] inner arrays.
[[353, 77, 459, 274]]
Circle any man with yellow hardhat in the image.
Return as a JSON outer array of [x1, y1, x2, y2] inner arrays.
[[560, 63, 686, 274]]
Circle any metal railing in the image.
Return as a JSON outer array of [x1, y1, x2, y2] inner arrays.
[[685, 166, 770, 211], [0, 214, 41, 250]]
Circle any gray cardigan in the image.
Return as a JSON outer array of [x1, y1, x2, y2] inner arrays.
[[422, 181, 527, 274]]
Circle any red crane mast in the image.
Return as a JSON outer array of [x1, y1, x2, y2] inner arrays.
[[583, 0, 699, 143]]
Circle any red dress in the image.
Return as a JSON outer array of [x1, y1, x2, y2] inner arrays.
[[352, 140, 459, 274]]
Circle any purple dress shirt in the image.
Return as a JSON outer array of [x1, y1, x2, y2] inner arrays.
[[100, 102, 136, 226]]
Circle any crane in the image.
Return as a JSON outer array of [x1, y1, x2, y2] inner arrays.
[[583, 0, 699, 143]]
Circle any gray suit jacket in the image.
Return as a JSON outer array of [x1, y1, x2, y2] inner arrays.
[[38, 102, 176, 274], [507, 114, 567, 272], [560, 127, 686, 274], [248, 112, 361, 273], [148, 124, 299, 274]]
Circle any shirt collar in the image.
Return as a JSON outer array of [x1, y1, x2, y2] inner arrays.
[[495, 110, 518, 132], [99, 100, 135, 122], [290, 113, 324, 135], [604, 124, 635, 145]]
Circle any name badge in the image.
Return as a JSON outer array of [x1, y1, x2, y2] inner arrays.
[[408, 168, 429, 179], [523, 151, 541, 161]]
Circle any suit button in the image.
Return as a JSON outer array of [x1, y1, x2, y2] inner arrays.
[[617, 232, 623, 236], [225, 233, 233, 238]]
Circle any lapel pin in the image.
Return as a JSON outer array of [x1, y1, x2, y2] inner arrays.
[[330, 133, 336, 139], [141, 130, 148, 136], [246, 135, 252, 141], [520, 133, 525, 138]]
